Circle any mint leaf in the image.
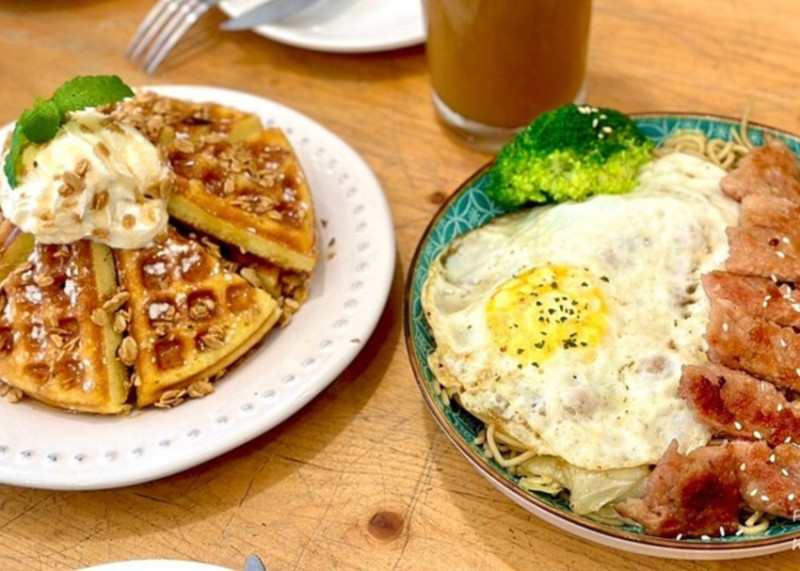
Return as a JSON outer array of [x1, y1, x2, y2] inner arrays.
[[3, 125, 28, 189], [52, 75, 134, 117], [4, 75, 134, 188], [20, 99, 61, 143]]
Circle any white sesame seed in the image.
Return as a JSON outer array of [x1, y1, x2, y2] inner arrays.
[[789, 493, 796, 501], [761, 495, 769, 502], [598, 133, 605, 140], [750, 488, 759, 497], [701, 535, 710, 541], [740, 462, 747, 471], [782, 468, 790, 477], [720, 526, 726, 537], [599, 113, 606, 119], [780, 339, 788, 348], [782, 236, 790, 244], [771, 274, 779, 283], [776, 251, 786, 259], [676, 533, 683, 540], [602, 126, 613, 133], [777, 403, 785, 412], [736, 529, 744, 536], [723, 322, 729, 332], [754, 430, 763, 440], [769, 454, 776, 463], [795, 368, 800, 377], [786, 436, 793, 444], [792, 303, 800, 313], [592, 118, 599, 128], [734, 421, 743, 430]]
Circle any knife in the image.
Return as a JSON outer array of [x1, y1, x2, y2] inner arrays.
[[220, 0, 320, 31]]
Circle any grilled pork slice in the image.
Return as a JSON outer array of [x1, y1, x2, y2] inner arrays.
[[615, 442, 741, 538], [706, 296, 800, 392], [680, 363, 800, 447], [726, 226, 800, 283], [115, 227, 281, 408], [0, 237, 129, 414], [702, 271, 800, 329], [740, 194, 800, 236], [732, 441, 800, 519], [720, 135, 800, 202]]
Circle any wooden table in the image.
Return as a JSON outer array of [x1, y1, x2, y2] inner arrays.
[[0, 1, 799, 569]]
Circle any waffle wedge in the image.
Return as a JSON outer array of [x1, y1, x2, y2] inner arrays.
[[0, 236, 129, 414], [115, 227, 281, 408], [112, 93, 317, 274]]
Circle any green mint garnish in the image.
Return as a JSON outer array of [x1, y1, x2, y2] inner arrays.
[[3, 75, 134, 188], [21, 99, 61, 143], [52, 76, 134, 118]]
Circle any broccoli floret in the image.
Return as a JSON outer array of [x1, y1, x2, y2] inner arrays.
[[485, 104, 655, 208]]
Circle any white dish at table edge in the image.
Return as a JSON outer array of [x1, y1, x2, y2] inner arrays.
[[0, 84, 396, 490], [80, 560, 230, 571], [219, 0, 425, 53]]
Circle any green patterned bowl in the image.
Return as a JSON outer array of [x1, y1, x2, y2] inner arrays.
[[404, 114, 800, 559]]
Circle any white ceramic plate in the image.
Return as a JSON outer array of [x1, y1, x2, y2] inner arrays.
[[81, 560, 230, 571], [0, 85, 395, 490], [219, 0, 425, 53]]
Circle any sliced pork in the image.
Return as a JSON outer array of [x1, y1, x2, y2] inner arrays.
[[679, 363, 800, 446], [702, 270, 800, 328], [706, 297, 800, 392], [732, 441, 800, 519], [720, 135, 800, 202], [740, 194, 800, 236], [615, 442, 740, 538], [726, 226, 800, 283]]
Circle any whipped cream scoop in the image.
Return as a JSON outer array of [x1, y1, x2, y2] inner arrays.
[[1, 109, 171, 249]]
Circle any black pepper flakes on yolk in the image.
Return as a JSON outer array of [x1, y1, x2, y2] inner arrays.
[[486, 265, 608, 366]]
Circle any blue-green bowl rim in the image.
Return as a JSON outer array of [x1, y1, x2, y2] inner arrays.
[[403, 112, 800, 552]]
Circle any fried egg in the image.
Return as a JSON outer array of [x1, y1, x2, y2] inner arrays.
[[423, 153, 739, 471]]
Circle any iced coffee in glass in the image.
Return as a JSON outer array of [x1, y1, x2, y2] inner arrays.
[[423, 0, 593, 151]]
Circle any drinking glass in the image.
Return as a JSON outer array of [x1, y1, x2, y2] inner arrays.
[[423, 0, 593, 151]]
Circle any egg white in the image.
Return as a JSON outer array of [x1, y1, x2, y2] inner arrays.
[[423, 153, 739, 471]]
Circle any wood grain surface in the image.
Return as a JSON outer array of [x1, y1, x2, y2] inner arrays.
[[1, 0, 799, 569]]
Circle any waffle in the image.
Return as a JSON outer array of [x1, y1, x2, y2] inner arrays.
[[0, 236, 129, 414], [112, 93, 318, 273], [0, 92, 316, 414], [115, 227, 281, 408]]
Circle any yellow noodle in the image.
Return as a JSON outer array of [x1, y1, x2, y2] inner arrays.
[[740, 512, 770, 536]]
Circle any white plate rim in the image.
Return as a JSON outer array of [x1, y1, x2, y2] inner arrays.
[[0, 84, 396, 490], [218, 0, 425, 53], [80, 560, 230, 571]]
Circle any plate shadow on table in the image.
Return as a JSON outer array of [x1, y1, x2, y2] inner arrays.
[[221, 34, 426, 84], [416, 407, 622, 570], [0, 254, 403, 546]]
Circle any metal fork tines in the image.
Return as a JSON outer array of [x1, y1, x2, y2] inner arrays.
[[127, 0, 222, 74]]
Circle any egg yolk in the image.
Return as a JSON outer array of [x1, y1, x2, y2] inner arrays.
[[485, 265, 608, 367]]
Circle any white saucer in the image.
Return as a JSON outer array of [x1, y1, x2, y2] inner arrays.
[[219, 0, 425, 53]]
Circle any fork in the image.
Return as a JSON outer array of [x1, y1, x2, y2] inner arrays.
[[127, 0, 223, 74]]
